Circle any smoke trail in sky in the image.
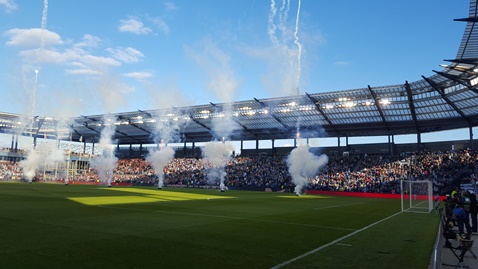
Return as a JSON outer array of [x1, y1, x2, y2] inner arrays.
[[270, 0, 292, 46], [287, 145, 328, 195], [268, 0, 278, 47], [293, 0, 302, 93], [278, 0, 290, 36], [40, 0, 48, 52], [265, 0, 303, 96], [29, 0, 48, 146], [90, 115, 118, 187], [202, 141, 235, 191], [30, 70, 39, 149]]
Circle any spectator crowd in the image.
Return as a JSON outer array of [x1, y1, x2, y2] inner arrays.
[[1, 148, 478, 195]]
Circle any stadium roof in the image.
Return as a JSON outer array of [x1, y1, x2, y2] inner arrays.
[[2, 1, 478, 145]]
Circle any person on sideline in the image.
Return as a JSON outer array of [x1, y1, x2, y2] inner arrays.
[[466, 190, 478, 234], [453, 202, 472, 236]]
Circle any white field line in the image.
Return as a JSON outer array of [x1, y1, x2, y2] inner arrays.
[[97, 202, 362, 232], [270, 211, 403, 269]]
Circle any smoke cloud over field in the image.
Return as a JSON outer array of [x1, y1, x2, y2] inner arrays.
[[19, 140, 65, 182], [202, 141, 235, 191], [286, 145, 328, 195]]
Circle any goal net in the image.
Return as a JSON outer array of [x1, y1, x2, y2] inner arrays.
[[400, 179, 434, 213]]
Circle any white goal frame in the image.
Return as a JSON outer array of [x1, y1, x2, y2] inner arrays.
[[400, 179, 434, 213]]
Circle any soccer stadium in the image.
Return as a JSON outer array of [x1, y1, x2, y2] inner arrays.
[[1, 1, 478, 269]]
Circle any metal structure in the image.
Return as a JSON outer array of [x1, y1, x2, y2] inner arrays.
[[1, 1, 478, 146]]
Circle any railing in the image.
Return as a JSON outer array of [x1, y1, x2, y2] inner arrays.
[[430, 210, 444, 269]]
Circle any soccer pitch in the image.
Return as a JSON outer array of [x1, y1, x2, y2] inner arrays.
[[0, 183, 439, 269]]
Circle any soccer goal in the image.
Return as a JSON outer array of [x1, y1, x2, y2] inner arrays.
[[400, 179, 434, 213]]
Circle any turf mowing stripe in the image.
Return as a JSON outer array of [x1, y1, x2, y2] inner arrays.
[[248, 218, 356, 231], [313, 202, 365, 211], [269, 210, 403, 269], [97, 205, 357, 231]]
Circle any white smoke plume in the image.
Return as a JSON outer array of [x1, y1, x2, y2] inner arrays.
[[286, 145, 328, 195], [185, 39, 239, 176], [147, 146, 175, 189], [90, 115, 118, 187], [211, 103, 239, 140], [19, 140, 65, 182], [202, 141, 235, 191], [150, 109, 183, 145], [146, 109, 183, 188]]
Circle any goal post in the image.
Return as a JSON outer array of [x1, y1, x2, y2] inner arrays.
[[400, 179, 434, 213]]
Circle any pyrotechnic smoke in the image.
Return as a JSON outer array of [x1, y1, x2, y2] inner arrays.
[[211, 103, 238, 140], [150, 109, 182, 145], [94, 74, 129, 114], [148, 146, 174, 189], [90, 115, 118, 187], [19, 140, 65, 182], [146, 109, 182, 188], [268, 0, 279, 47], [293, 0, 302, 93], [279, 0, 291, 34], [286, 145, 328, 195], [185, 39, 238, 188], [265, 0, 303, 96], [30, 0, 48, 125], [40, 0, 48, 52], [29, 0, 48, 146], [202, 141, 234, 191], [17, 0, 60, 182]]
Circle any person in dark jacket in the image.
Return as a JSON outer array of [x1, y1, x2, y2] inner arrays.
[[453, 202, 471, 235], [466, 190, 478, 233]]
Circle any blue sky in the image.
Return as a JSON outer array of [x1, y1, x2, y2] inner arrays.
[[0, 0, 473, 149]]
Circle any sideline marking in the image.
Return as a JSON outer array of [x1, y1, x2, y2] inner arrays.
[[270, 211, 403, 269]]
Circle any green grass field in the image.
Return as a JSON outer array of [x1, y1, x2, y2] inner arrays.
[[0, 183, 440, 269]]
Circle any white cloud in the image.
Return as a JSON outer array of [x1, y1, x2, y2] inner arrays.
[[4, 28, 63, 47], [5, 27, 139, 80], [68, 61, 88, 69], [0, 0, 17, 13], [334, 61, 349, 66], [164, 2, 178, 11], [118, 17, 152, 35], [119, 84, 136, 93], [74, 34, 102, 48], [66, 68, 102, 76], [106, 47, 144, 63], [149, 16, 170, 34], [18, 48, 79, 64], [80, 54, 121, 67], [123, 71, 153, 80]]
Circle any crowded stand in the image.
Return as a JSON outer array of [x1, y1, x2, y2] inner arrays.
[[1, 148, 477, 195]]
